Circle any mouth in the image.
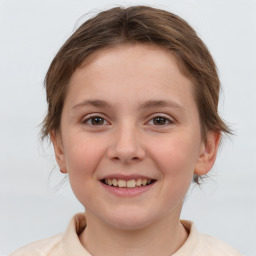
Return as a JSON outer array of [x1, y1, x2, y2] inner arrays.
[[101, 178, 156, 188]]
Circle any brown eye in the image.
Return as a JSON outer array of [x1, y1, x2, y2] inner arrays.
[[83, 116, 106, 126], [152, 117, 169, 125], [90, 117, 105, 125]]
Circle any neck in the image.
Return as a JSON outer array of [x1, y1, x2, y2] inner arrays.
[[79, 212, 188, 256]]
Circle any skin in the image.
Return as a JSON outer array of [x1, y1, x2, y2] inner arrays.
[[51, 44, 220, 256]]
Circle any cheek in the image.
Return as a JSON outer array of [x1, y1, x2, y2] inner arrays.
[[62, 135, 106, 205], [153, 135, 200, 204], [63, 133, 105, 179], [150, 134, 200, 178]]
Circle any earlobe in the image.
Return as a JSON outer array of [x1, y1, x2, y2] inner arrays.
[[194, 131, 221, 176], [50, 130, 67, 173]]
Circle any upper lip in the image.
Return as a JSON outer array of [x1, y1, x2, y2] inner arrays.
[[100, 174, 156, 181]]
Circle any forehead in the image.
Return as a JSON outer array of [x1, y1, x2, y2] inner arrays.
[[82, 43, 184, 77], [66, 44, 196, 110]]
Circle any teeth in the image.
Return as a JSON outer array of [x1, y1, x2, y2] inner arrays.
[[107, 179, 112, 186], [127, 179, 136, 188], [104, 178, 153, 188], [117, 180, 126, 187], [112, 179, 118, 186], [136, 178, 142, 186], [142, 179, 147, 186]]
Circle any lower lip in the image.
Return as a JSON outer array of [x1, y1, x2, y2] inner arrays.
[[101, 182, 155, 197]]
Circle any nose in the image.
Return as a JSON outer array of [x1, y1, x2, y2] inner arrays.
[[107, 123, 146, 164]]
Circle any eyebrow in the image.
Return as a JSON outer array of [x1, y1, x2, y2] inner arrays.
[[72, 99, 185, 112], [139, 99, 185, 112], [72, 99, 113, 110]]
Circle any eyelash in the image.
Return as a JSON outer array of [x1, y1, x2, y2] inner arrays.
[[82, 114, 174, 127], [82, 115, 109, 126], [147, 115, 173, 126]]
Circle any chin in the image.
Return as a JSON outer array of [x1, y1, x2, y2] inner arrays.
[[105, 209, 156, 231]]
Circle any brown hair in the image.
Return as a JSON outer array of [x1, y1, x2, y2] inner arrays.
[[41, 5, 231, 183]]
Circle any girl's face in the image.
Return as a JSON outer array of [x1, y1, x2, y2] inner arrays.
[[52, 44, 218, 230]]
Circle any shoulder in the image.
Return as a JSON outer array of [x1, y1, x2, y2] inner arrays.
[[9, 233, 64, 256], [198, 233, 242, 256], [177, 220, 242, 256], [8, 212, 88, 256]]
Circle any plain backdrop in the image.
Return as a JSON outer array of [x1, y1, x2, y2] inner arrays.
[[0, 0, 255, 255]]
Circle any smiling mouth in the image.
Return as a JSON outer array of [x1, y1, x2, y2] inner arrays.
[[101, 178, 156, 188]]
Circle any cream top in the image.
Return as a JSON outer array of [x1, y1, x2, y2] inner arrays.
[[9, 213, 242, 256]]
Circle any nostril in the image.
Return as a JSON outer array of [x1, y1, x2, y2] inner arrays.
[[107, 143, 145, 163], [110, 156, 140, 161]]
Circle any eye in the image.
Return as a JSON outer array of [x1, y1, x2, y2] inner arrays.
[[148, 116, 172, 126], [83, 116, 108, 126]]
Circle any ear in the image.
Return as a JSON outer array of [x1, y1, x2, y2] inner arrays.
[[194, 131, 221, 176], [50, 130, 67, 173]]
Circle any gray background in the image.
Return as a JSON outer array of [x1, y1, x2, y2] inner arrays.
[[0, 0, 255, 255]]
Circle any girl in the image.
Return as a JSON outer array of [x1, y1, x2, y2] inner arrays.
[[10, 6, 241, 256]]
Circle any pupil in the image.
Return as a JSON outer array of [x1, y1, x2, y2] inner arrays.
[[92, 117, 104, 125], [153, 117, 166, 125]]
